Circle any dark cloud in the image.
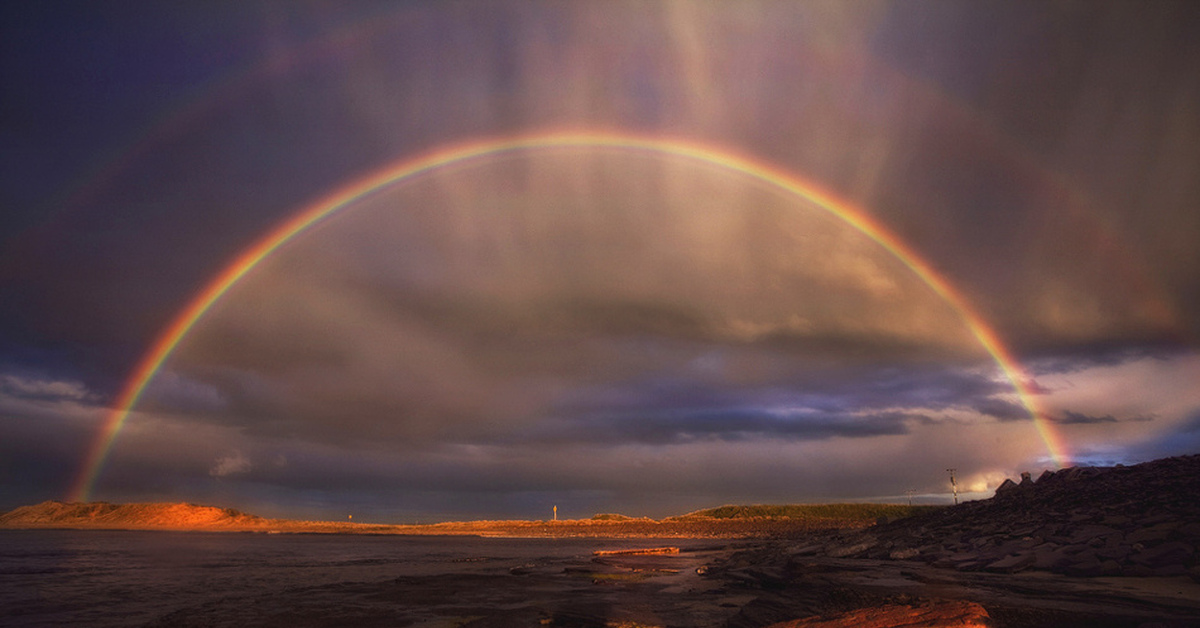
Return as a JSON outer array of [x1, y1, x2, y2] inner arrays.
[[1027, 343, 1185, 376], [971, 397, 1030, 422], [0, 373, 99, 510], [520, 408, 917, 447], [1052, 411, 1154, 425]]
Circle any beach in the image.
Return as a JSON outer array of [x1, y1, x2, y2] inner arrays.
[[1, 529, 755, 627], [5, 528, 1199, 627]]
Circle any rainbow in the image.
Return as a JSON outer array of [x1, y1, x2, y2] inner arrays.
[[68, 130, 1069, 502]]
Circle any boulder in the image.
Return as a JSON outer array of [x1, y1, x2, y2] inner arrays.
[[984, 552, 1035, 573], [825, 540, 883, 559], [994, 479, 1019, 496], [1069, 525, 1120, 545], [1129, 541, 1193, 568]]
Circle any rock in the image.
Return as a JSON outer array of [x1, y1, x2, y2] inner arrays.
[[1063, 555, 1105, 577], [1069, 525, 1120, 545], [984, 552, 1035, 573], [1032, 545, 1074, 571], [826, 538, 878, 558], [1069, 511, 1094, 523], [994, 479, 1019, 495], [1129, 541, 1193, 568], [1127, 522, 1180, 545], [1125, 564, 1155, 577], [1151, 564, 1188, 577], [1102, 515, 1132, 526], [1095, 543, 1132, 561], [765, 600, 991, 628], [790, 544, 825, 556], [814, 454, 1200, 580]]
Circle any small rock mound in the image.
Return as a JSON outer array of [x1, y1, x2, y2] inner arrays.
[[590, 513, 638, 521], [818, 454, 1200, 579], [765, 600, 990, 628]]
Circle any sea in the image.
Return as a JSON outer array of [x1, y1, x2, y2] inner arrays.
[[0, 530, 713, 627]]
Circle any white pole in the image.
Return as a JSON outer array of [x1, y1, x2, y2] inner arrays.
[[947, 468, 958, 505]]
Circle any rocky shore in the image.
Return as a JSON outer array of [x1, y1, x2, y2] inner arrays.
[[809, 454, 1199, 580], [695, 454, 1200, 627]]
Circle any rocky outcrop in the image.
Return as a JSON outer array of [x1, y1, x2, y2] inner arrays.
[[765, 600, 991, 628], [810, 454, 1200, 580]]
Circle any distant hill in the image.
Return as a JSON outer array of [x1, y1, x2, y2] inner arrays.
[[0, 500, 932, 536], [0, 501, 267, 530]]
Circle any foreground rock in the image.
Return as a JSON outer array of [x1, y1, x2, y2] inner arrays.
[[814, 454, 1200, 581], [698, 455, 1200, 627], [765, 600, 990, 628], [706, 546, 1200, 628]]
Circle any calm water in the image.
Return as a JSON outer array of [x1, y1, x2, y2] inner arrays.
[[0, 530, 701, 627]]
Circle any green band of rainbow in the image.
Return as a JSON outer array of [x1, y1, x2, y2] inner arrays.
[[68, 130, 1068, 502]]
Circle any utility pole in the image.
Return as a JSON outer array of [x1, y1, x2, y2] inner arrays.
[[946, 468, 958, 505]]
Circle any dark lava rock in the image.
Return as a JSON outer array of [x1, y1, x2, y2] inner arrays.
[[764, 600, 991, 627], [827, 454, 1200, 580]]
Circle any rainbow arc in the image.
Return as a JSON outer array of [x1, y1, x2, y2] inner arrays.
[[69, 130, 1067, 502]]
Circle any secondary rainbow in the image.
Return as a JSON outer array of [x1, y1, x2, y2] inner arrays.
[[68, 130, 1068, 502]]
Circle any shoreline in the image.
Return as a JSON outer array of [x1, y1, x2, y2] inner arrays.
[[0, 516, 875, 539], [0, 500, 907, 538]]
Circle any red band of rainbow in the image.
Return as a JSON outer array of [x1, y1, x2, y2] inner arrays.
[[68, 130, 1068, 502]]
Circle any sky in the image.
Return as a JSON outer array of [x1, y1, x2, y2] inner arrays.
[[2, 1, 1199, 523]]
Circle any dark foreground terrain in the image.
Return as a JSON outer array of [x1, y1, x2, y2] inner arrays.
[[724, 453, 1200, 627], [3, 454, 1198, 626], [107, 539, 1192, 628]]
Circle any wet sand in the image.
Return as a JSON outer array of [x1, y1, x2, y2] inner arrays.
[[5, 528, 1198, 627], [135, 540, 1200, 627], [137, 540, 754, 627]]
